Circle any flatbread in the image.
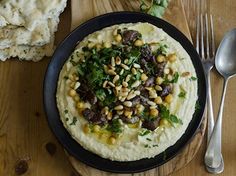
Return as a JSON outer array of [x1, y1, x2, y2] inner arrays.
[[0, 18, 58, 61], [0, 0, 67, 61]]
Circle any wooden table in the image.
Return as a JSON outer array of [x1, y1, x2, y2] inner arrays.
[[0, 0, 236, 175]]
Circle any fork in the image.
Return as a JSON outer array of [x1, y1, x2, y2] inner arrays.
[[195, 12, 224, 173]]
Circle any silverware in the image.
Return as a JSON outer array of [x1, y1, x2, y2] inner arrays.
[[195, 12, 224, 173], [205, 28, 236, 171]]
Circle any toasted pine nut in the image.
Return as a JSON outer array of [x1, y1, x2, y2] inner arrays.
[[108, 81, 115, 87], [131, 67, 137, 75], [107, 69, 116, 75], [119, 68, 124, 75], [164, 68, 170, 74], [155, 85, 162, 91], [156, 77, 163, 85], [115, 56, 121, 65], [104, 41, 111, 48], [181, 72, 190, 77], [117, 110, 124, 115], [113, 75, 119, 84], [106, 111, 112, 120], [111, 57, 115, 67], [121, 63, 129, 70], [147, 101, 156, 106], [131, 80, 141, 88], [122, 81, 128, 87], [154, 96, 162, 104], [114, 105, 124, 110], [134, 90, 141, 95], [133, 63, 141, 68], [103, 80, 108, 88], [125, 74, 131, 82], [124, 101, 132, 107], [127, 91, 136, 100], [74, 82, 81, 90]]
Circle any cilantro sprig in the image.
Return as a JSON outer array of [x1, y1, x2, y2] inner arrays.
[[159, 105, 183, 125]]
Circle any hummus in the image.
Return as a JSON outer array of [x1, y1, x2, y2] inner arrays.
[[56, 23, 198, 161]]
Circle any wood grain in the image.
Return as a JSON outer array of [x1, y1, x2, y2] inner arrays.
[[1, 0, 236, 176], [68, 0, 206, 175]]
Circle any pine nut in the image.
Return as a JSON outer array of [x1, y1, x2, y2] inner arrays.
[[107, 69, 116, 75], [133, 63, 141, 68], [113, 75, 119, 84], [164, 68, 170, 74], [103, 80, 108, 88], [121, 63, 129, 70], [117, 110, 124, 115], [127, 91, 136, 100], [122, 81, 128, 87], [124, 59, 129, 64], [124, 101, 132, 107], [134, 90, 141, 95], [125, 74, 131, 82], [114, 105, 124, 110], [108, 81, 115, 87], [104, 41, 111, 48], [155, 85, 162, 91], [111, 57, 115, 67], [147, 101, 156, 106], [131, 67, 137, 75], [106, 111, 112, 120], [119, 69, 124, 75], [156, 77, 163, 85], [74, 82, 81, 90], [131, 80, 141, 88], [115, 56, 121, 65]]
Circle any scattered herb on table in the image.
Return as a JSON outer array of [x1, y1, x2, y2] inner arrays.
[[140, 0, 170, 18]]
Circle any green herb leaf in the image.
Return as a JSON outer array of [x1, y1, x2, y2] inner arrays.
[[144, 144, 149, 148], [164, 72, 179, 84], [178, 91, 186, 98], [152, 144, 159, 147], [64, 109, 68, 114], [69, 117, 77, 125], [146, 138, 152, 141], [190, 76, 197, 81], [159, 105, 183, 125], [140, 0, 170, 18], [139, 129, 151, 136], [106, 119, 123, 134]]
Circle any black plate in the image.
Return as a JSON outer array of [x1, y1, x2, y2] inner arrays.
[[44, 12, 206, 173]]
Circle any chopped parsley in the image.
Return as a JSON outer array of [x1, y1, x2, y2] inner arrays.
[[69, 116, 77, 125], [190, 76, 197, 81], [64, 109, 68, 114], [164, 72, 179, 84], [106, 119, 123, 134], [139, 129, 151, 136], [146, 138, 152, 141], [178, 91, 186, 98], [153, 144, 159, 147], [159, 105, 183, 125]]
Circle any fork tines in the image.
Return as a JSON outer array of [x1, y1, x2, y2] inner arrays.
[[196, 13, 215, 60]]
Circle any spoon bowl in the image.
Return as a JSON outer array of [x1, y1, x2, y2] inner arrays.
[[205, 28, 236, 169], [215, 29, 236, 77]]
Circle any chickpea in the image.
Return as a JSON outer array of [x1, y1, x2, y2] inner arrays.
[[150, 108, 159, 117], [156, 55, 165, 63], [108, 136, 116, 145], [93, 125, 100, 133], [68, 89, 76, 97], [134, 39, 144, 47], [159, 119, 169, 126], [154, 96, 163, 104], [103, 41, 111, 48], [115, 34, 122, 42], [141, 73, 148, 81], [83, 124, 90, 133], [168, 53, 177, 62], [76, 102, 84, 109], [165, 94, 173, 104]]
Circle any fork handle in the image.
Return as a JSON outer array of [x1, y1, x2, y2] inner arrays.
[[206, 71, 215, 144]]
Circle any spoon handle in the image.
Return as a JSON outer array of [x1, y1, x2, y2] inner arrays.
[[206, 71, 215, 145], [205, 78, 228, 168]]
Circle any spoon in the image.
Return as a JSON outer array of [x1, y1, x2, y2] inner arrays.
[[205, 28, 236, 169]]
